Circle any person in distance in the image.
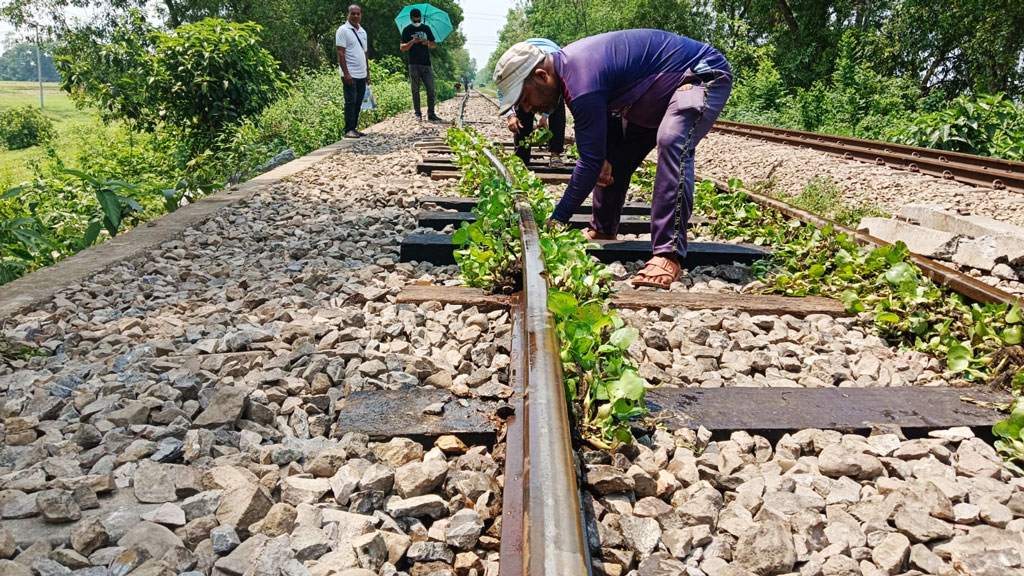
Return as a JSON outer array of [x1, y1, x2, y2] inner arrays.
[[336, 4, 370, 139], [400, 8, 445, 122]]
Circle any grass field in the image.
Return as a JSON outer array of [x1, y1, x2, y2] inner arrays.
[[0, 81, 97, 188]]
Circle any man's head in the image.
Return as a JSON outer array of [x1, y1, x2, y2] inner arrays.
[[410, 8, 422, 26], [493, 42, 559, 115], [347, 4, 362, 26]]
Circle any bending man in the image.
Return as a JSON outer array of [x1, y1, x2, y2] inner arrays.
[[493, 30, 732, 288]]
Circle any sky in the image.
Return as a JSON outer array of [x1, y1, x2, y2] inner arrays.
[[457, 0, 515, 70]]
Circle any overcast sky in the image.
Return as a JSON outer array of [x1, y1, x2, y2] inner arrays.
[[457, 0, 514, 69]]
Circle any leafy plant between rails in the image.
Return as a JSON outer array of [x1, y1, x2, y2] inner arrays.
[[446, 126, 648, 448], [691, 177, 1024, 470]]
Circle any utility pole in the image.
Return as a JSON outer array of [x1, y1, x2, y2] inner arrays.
[[36, 42, 44, 109]]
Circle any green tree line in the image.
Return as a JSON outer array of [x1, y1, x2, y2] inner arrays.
[[482, 0, 1024, 159], [0, 0, 476, 82], [485, 0, 1024, 97]]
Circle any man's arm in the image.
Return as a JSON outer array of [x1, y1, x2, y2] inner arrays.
[[551, 92, 608, 223], [425, 26, 437, 49], [364, 33, 370, 84], [400, 29, 417, 51], [337, 46, 352, 84]]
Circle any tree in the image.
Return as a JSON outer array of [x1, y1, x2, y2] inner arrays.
[[55, 15, 287, 142], [0, 42, 60, 81]]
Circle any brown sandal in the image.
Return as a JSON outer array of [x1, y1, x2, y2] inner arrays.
[[584, 228, 617, 241], [631, 255, 681, 288]]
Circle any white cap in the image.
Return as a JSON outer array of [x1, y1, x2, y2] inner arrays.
[[493, 42, 545, 115]]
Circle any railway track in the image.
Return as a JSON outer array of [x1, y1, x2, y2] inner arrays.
[[389, 92, 1018, 573], [713, 119, 1024, 194], [1, 92, 1021, 576]]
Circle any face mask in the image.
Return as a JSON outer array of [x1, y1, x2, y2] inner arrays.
[[412, 21, 422, 27]]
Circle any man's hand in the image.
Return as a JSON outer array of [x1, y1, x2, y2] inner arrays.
[[506, 115, 523, 134], [538, 116, 549, 129], [545, 219, 567, 233], [598, 160, 614, 187], [344, 73, 353, 86]]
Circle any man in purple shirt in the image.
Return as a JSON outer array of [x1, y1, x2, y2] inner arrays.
[[493, 30, 732, 288]]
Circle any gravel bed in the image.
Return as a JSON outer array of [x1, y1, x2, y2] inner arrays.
[[0, 97, 510, 576], [616, 306, 943, 389], [581, 425, 1023, 576]]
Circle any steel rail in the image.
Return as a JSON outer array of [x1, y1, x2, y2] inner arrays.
[[475, 145, 589, 576], [714, 120, 1024, 193], [456, 90, 470, 129], [701, 175, 1020, 306]]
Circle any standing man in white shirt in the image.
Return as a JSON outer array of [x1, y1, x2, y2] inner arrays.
[[337, 4, 370, 139]]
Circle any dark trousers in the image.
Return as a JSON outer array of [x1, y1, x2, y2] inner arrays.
[[409, 64, 435, 117], [513, 97, 566, 165], [343, 77, 367, 133], [591, 62, 732, 258]]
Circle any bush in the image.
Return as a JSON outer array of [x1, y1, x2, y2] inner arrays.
[[57, 14, 287, 148], [890, 93, 1024, 160], [151, 19, 288, 137], [233, 61, 415, 158], [0, 106, 54, 150]]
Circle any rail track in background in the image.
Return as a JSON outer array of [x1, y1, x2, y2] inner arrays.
[[384, 91, 1015, 574], [713, 119, 1024, 194]]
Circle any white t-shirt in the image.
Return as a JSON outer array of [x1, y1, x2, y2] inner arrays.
[[336, 22, 368, 79]]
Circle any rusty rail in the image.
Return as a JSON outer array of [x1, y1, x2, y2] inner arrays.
[[516, 205, 590, 576], [456, 90, 470, 129], [714, 120, 1024, 193], [471, 146, 588, 576]]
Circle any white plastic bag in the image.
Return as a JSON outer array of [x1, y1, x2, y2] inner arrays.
[[362, 85, 377, 111]]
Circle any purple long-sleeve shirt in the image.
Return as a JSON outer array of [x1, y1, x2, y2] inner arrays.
[[551, 29, 722, 222]]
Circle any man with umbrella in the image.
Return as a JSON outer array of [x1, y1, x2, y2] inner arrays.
[[399, 8, 444, 122]]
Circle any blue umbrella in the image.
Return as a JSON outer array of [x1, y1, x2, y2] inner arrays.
[[394, 4, 453, 43]]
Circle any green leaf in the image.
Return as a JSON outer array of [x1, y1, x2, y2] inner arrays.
[[840, 290, 865, 313], [547, 290, 578, 318], [95, 189, 122, 235], [947, 345, 972, 373], [993, 403, 1024, 440], [884, 262, 915, 284], [875, 312, 900, 324], [0, 186, 26, 199], [82, 221, 102, 248], [1001, 326, 1022, 346], [607, 370, 645, 402], [1008, 301, 1023, 324], [609, 326, 639, 350]]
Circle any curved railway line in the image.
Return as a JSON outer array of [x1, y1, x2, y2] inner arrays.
[[1, 91, 1022, 576]]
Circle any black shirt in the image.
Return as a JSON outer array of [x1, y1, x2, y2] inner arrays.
[[401, 24, 435, 67]]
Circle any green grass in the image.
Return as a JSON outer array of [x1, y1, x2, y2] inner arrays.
[[772, 176, 889, 227], [0, 81, 98, 188]]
